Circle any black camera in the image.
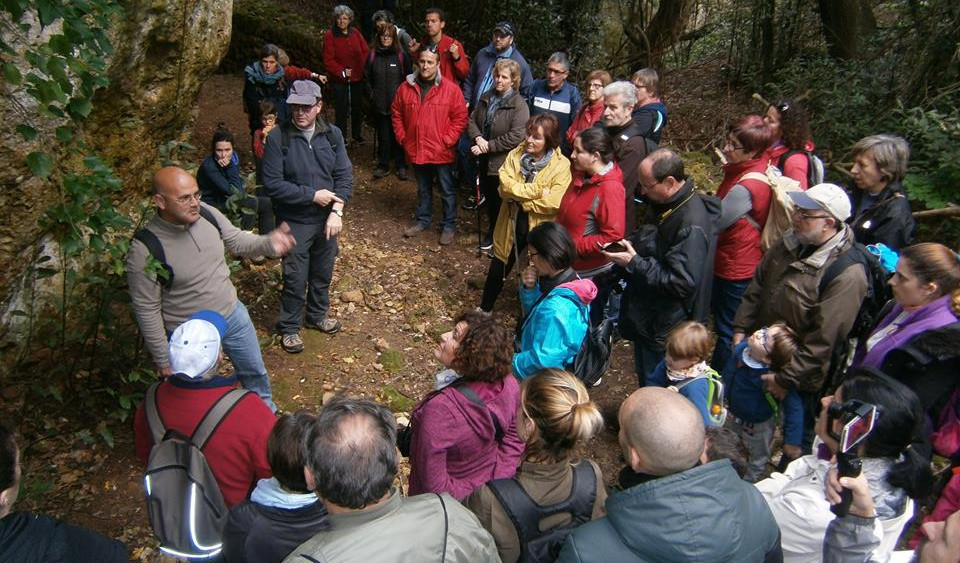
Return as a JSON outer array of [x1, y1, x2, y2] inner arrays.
[[826, 399, 879, 516]]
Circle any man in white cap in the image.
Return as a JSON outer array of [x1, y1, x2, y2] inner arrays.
[[133, 311, 276, 508], [262, 79, 353, 354], [732, 183, 868, 448]]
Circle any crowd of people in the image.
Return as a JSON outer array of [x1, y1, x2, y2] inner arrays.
[[3, 4, 960, 563]]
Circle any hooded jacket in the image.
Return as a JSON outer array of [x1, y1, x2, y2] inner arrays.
[[391, 71, 469, 165], [619, 179, 720, 349], [630, 100, 668, 144], [514, 278, 597, 379], [556, 460, 782, 563], [847, 181, 916, 251], [852, 293, 958, 369], [322, 27, 368, 83], [555, 163, 626, 272], [566, 99, 604, 148], [408, 376, 525, 499], [492, 145, 572, 263]]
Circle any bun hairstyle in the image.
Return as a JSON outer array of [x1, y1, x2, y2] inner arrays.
[[211, 122, 235, 154], [898, 242, 960, 315], [841, 367, 934, 500], [521, 369, 603, 463]]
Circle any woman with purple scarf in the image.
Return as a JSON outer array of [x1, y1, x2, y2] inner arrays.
[[852, 242, 960, 369]]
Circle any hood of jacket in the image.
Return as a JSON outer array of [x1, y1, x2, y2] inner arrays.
[[556, 277, 598, 306], [603, 460, 778, 561], [406, 70, 442, 88]]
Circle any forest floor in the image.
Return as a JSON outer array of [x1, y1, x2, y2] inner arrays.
[[1, 59, 758, 560]]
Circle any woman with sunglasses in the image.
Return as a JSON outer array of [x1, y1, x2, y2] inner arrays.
[[711, 115, 775, 371], [764, 98, 816, 190]]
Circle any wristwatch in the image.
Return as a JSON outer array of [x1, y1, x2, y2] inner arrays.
[[332, 209, 344, 217]]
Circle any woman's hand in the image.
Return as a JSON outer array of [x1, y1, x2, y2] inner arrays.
[[217, 155, 231, 168], [825, 468, 876, 518], [521, 266, 538, 289], [474, 137, 489, 154]]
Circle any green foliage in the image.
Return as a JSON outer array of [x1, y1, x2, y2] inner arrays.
[[898, 105, 960, 210]]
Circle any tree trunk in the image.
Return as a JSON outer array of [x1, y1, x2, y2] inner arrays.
[[638, 0, 696, 67], [817, 0, 875, 60]]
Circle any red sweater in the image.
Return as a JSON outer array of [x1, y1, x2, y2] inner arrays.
[[134, 379, 275, 507], [415, 34, 470, 85], [766, 141, 815, 190], [566, 99, 604, 147], [323, 27, 369, 83], [555, 164, 626, 271], [714, 157, 772, 280]]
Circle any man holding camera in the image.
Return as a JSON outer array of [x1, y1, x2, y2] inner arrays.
[[262, 80, 353, 354]]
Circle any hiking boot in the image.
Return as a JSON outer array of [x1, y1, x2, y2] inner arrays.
[[439, 230, 455, 246], [461, 194, 486, 210], [305, 318, 342, 334], [373, 166, 389, 179], [479, 238, 493, 251], [281, 333, 304, 354], [404, 224, 426, 237], [396, 167, 408, 181]]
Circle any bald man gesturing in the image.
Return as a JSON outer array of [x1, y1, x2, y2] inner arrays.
[[126, 166, 295, 411], [557, 387, 783, 563]]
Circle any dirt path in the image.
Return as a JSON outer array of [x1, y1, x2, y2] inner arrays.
[[13, 74, 640, 561]]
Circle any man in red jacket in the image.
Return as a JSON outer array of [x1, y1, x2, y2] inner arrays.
[[134, 311, 276, 507], [392, 46, 468, 245], [408, 7, 469, 86]]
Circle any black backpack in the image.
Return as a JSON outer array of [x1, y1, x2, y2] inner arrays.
[[133, 206, 222, 289], [819, 243, 893, 384], [777, 149, 826, 187], [882, 321, 960, 418], [487, 461, 598, 563], [143, 382, 250, 559]]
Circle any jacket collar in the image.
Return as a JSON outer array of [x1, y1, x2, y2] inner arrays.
[[325, 487, 401, 529], [783, 223, 853, 269]]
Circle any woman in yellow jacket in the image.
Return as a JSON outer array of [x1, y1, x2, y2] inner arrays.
[[480, 114, 572, 312]]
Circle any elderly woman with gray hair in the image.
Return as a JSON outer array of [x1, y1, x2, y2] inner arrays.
[[847, 134, 916, 250], [323, 4, 369, 143]]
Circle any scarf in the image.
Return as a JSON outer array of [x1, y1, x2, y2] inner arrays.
[[741, 346, 767, 369], [250, 477, 318, 509], [244, 61, 285, 85], [434, 368, 461, 390], [476, 45, 515, 101], [666, 360, 710, 382], [519, 149, 553, 182], [482, 89, 513, 136]]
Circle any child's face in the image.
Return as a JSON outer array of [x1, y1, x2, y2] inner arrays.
[[747, 326, 776, 363], [665, 354, 699, 376], [262, 113, 277, 128]]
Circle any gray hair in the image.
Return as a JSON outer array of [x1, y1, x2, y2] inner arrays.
[[333, 4, 354, 22], [851, 134, 910, 184], [547, 52, 571, 72], [603, 81, 637, 108]]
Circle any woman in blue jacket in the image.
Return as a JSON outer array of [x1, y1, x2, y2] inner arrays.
[[514, 222, 596, 379], [197, 125, 263, 231]]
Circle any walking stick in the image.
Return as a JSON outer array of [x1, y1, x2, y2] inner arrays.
[[509, 201, 522, 291], [345, 69, 353, 140], [475, 157, 482, 258]]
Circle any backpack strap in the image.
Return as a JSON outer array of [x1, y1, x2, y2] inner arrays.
[[133, 208, 222, 289], [190, 388, 251, 450], [449, 380, 505, 442], [435, 493, 449, 563], [198, 205, 222, 235], [778, 149, 814, 186], [487, 461, 598, 549], [671, 374, 708, 391], [818, 246, 868, 296], [144, 381, 167, 445]]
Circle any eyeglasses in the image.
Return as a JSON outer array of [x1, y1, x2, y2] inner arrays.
[[290, 103, 319, 113], [167, 192, 201, 205], [587, 82, 604, 90], [546, 67, 568, 75], [528, 250, 539, 257], [723, 141, 745, 151], [794, 209, 831, 220], [755, 327, 771, 355]]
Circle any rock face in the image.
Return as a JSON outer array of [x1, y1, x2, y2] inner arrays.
[[0, 0, 232, 339]]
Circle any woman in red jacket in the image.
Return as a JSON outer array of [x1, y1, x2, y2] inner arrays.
[[764, 98, 816, 189], [323, 5, 369, 144], [711, 115, 774, 370], [555, 127, 625, 325], [565, 70, 611, 150]]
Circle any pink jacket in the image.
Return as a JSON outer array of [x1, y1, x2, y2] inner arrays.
[[407, 377, 524, 499]]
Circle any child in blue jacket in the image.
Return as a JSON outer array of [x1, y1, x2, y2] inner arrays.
[[723, 322, 803, 482], [647, 321, 724, 427]]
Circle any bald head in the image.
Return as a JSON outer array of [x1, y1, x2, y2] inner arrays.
[[619, 387, 705, 476], [152, 166, 201, 225]]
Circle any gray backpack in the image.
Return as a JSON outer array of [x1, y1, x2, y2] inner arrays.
[[143, 382, 249, 559]]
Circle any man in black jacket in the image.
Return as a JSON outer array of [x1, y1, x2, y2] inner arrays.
[[602, 149, 720, 385]]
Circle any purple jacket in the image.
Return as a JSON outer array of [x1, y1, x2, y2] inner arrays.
[[853, 294, 957, 369], [408, 377, 524, 499]]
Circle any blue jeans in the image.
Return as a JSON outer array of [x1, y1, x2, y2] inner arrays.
[[413, 163, 457, 232], [276, 220, 338, 336], [458, 131, 477, 189], [223, 301, 276, 412], [710, 277, 751, 373]]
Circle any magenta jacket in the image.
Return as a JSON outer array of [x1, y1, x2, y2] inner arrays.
[[852, 293, 957, 369], [407, 376, 524, 499]]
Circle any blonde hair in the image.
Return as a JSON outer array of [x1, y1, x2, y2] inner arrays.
[[521, 369, 603, 463], [665, 321, 714, 362], [493, 58, 521, 91]]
